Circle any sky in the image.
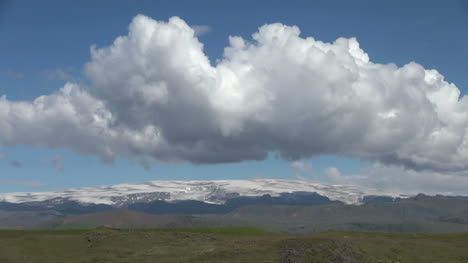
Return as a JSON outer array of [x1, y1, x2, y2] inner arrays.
[[1, 0, 468, 194]]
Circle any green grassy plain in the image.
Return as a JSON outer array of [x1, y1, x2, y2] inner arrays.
[[0, 228, 468, 262]]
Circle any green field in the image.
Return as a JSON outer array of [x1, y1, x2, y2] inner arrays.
[[1, 228, 468, 262]]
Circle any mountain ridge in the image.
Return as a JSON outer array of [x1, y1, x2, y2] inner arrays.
[[0, 179, 408, 206]]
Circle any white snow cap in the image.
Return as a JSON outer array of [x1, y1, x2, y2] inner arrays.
[[0, 179, 406, 205]]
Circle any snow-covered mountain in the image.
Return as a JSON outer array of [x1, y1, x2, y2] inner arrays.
[[0, 179, 409, 206]]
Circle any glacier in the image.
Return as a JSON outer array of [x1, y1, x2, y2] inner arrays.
[[0, 179, 409, 206]]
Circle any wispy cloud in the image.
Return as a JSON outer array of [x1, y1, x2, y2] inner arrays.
[[45, 67, 77, 82], [192, 24, 212, 36], [0, 179, 46, 187], [290, 161, 315, 180], [291, 161, 312, 172], [3, 70, 24, 79], [0, 145, 4, 159], [10, 160, 22, 168], [309, 164, 468, 196], [48, 154, 64, 172]]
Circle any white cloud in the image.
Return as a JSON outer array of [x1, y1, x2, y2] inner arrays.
[[291, 161, 312, 172], [0, 15, 468, 174], [317, 164, 468, 196], [324, 167, 342, 182], [291, 161, 314, 180], [192, 25, 212, 36], [46, 67, 77, 82]]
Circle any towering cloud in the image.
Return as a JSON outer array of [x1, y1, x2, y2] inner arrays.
[[1, 15, 467, 172]]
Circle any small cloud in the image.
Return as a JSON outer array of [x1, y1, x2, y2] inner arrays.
[[3, 70, 24, 79], [324, 167, 342, 182], [0, 145, 4, 159], [291, 161, 312, 172], [291, 161, 315, 180], [139, 159, 152, 171], [45, 67, 77, 82], [10, 160, 22, 168], [48, 154, 64, 172], [192, 24, 212, 36]]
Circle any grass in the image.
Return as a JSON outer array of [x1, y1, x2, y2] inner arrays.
[[0, 228, 468, 262], [149, 227, 275, 235]]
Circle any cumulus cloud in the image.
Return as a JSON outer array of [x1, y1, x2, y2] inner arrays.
[[317, 164, 468, 196], [0, 15, 468, 173]]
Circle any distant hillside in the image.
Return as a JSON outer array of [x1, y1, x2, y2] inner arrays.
[[129, 192, 339, 215], [0, 210, 62, 230], [3, 193, 468, 235], [221, 194, 468, 234], [39, 209, 244, 230], [0, 199, 114, 214]]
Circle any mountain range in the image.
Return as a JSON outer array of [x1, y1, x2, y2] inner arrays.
[[1, 179, 468, 234], [0, 179, 406, 206]]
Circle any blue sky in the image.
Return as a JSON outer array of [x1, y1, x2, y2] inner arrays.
[[1, 0, 468, 193]]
